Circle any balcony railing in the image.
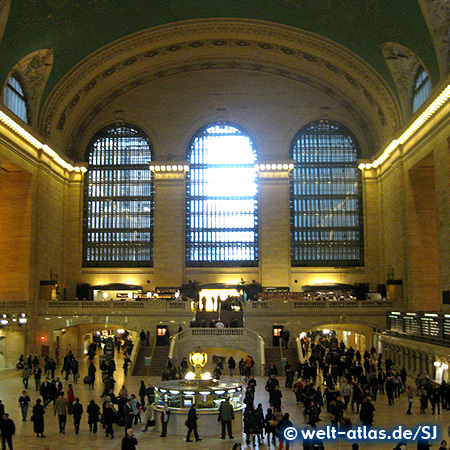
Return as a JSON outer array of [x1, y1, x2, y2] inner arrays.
[[249, 300, 393, 312], [39, 300, 192, 314]]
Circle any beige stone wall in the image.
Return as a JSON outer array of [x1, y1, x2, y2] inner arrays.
[[258, 171, 291, 287], [0, 166, 32, 300], [153, 172, 186, 288], [407, 163, 440, 310]]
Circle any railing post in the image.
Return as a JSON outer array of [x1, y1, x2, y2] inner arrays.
[[168, 334, 177, 360], [259, 334, 265, 377]]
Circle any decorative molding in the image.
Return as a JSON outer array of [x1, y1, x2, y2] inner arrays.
[[0, 0, 11, 49], [10, 49, 54, 126], [419, 0, 450, 77], [40, 19, 401, 155], [381, 42, 423, 119]]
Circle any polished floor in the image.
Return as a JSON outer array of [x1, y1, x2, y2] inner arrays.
[[1, 355, 448, 450]]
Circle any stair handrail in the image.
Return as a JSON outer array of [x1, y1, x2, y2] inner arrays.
[[168, 332, 179, 359], [149, 337, 157, 367], [296, 336, 304, 363], [258, 333, 265, 377], [279, 339, 285, 375], [129, 335, 141, 375]]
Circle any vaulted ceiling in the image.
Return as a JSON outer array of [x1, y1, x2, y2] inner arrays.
[[0, 0, 446, 161], [0, 0, 439, 101]]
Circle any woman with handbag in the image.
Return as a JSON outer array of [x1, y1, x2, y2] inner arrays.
[[31, 398, 45, 438]]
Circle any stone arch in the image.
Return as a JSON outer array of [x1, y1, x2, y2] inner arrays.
[[2, 49, 54, 126], [381, 42, 429, 120], [40, 19, 401, 161]]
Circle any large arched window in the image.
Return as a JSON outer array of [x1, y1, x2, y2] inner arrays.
[[412, 66, 431, 113], [290, 120, 363, 266], [83, 124, 154, 267], [186, 122, 258, 266], [3, 75, 29, 123]]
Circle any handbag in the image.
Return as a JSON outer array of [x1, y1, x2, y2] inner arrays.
[[30, 415, 35, 422], [269, 420, 277, 427]]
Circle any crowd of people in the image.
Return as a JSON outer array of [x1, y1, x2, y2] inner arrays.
[[1, 331, 448, 450]]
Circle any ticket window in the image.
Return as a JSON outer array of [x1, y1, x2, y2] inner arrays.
[[156, 326, 168, 346], [272, 326, 284, 346]]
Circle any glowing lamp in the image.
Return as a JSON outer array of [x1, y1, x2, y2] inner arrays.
[[189, 351, 208, 380]]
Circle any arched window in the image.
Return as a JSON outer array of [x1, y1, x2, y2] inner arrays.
[[290, 120, 363, 266], [83, 124, 154, 267], [412, 66, 431, 113], [3, 75, 29, 123], [186, 122, 258, 266]]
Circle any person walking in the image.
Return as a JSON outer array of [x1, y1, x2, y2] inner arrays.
[[87, 361, 96, 390], [228, 357, 236, 377], [87, 399, 100, 433], [18, 390, 31, 421], [122, 428, 138, 450], [160, 402, 170, 437], [277, 412, 293, 450], [31, 398, 46, 438], [103, 396, 117, 439], [123, 355, 131, 376], [72, 397, 83, 434], [22, 366, 30, 389], [67, 384, 75, 415], [406, 386, 413, 415], [138, 381, 146, 407], [123, 398, 134, 435], [218, 397, 235, 439], [185, 404, 201, 442], [33, 365, 42, 391], [54, 391, 69, 434], [0, 413, 15, 450]]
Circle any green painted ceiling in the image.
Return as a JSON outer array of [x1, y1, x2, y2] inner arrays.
[[0, 0, 439, 106]]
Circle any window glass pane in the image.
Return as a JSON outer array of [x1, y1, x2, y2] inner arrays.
[[3, 75, 29, 123], [412, 67, 431, 113], [83, 124, 154, 267], [186, 123, 258, 267], [290, 120, 364, 267]]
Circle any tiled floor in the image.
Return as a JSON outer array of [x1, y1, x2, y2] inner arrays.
[[1, 355, 448, 449]]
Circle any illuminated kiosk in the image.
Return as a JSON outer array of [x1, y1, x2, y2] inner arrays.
[[154, 350, 244, 436]]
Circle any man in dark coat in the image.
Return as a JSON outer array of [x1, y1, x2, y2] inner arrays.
[[359, 397, 375, 428], [0, 413, 15, 450], [186, 404, 202, 442], [122, 428, 138, 450], [218, 397, 235, 439], [72, 397, 83, 434]]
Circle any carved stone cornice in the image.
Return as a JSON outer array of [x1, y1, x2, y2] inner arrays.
[[40, 19, 401, 157], [381, 42, 424, 119], [419, 0, 450, 77]]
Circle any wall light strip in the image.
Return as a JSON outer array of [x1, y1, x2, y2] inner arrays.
[[362, 83, 450, 170], [0, 109, 86, 173], [255, 163, 294, 171], [149, 164, 189, 172]]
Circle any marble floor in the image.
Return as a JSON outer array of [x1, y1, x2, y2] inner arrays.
[[1, 355, 448, 450]]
